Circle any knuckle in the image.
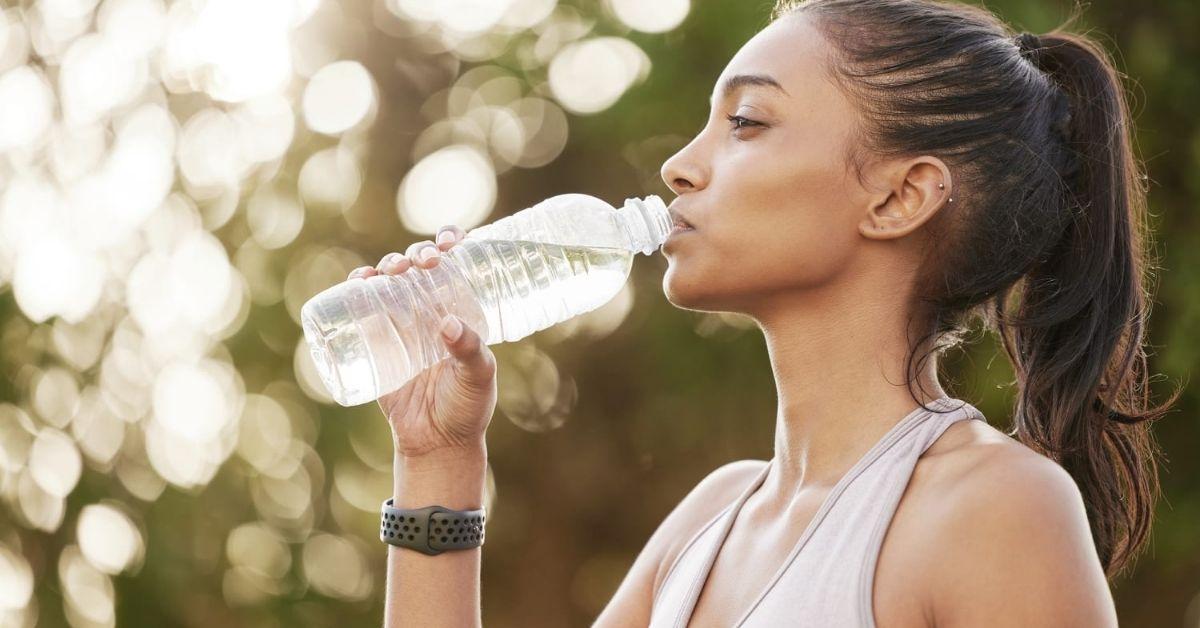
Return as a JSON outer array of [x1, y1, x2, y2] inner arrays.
[[479, 351, 497, 373]]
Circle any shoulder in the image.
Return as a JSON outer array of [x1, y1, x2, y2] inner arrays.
[[655, 459, 768, 553], [915, 427, 1117, 627], [650, 460, 768, 595], [591, 459, 767, 627]]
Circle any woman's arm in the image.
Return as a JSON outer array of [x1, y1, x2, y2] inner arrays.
[[356, 226, 497, 628], [929, 447, 1118, 627], [384, 444, 488, 628]]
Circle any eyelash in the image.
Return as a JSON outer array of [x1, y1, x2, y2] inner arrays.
[[725, 114, 763, 135]]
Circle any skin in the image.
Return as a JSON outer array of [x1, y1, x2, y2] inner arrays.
[[370, 10, 1117, 628]]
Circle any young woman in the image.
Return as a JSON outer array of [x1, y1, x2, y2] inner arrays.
[[351, 0, 1178, 625]]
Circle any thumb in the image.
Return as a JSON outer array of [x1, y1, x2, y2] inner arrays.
[[438, 314, 496, 386]]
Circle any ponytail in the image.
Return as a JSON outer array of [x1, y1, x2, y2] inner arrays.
[[994, 30, 1182, 578]]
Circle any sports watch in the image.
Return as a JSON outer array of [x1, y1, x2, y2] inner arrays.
[[379, 498, 486, 555]]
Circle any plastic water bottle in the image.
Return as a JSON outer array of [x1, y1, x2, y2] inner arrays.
[[300, 193, 671, 406]]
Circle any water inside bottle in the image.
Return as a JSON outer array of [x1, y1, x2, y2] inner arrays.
[[303, 239, 636, 405], [470, 239, 633, 343]]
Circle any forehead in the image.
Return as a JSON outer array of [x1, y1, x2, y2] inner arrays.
[[711, 13, 833, 105]]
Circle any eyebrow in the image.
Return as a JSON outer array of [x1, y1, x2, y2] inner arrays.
[[710, 73, 789, 107]]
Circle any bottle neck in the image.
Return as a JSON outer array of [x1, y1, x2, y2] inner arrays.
[[617, 195, 671, 255]]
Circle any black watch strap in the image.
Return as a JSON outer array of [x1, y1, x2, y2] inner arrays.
[[380, 498, 486, 555]]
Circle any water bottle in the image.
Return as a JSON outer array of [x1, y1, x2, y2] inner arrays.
[[300, 193, 671, 406]]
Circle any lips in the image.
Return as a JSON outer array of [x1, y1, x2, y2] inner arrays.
[[669, 206, 694, 230]]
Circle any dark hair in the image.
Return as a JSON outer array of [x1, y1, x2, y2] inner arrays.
[[771, 0, 1182, 578]]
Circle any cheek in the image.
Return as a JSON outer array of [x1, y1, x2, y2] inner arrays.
[[663, 208, 858, 308], [661, 232, 850, 314], [663, 129, 862, 306]]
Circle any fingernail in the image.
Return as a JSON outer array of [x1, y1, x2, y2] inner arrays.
[[440, 314, 463, 341], [380, 253, 402, 271], [418, 246, 438, 263], [436, 230, 454, 245]]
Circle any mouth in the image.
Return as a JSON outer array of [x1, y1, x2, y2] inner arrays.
[[668, 206, 695, 232]]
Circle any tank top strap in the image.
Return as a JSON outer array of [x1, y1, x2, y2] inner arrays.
[[849, 397, 985, 626], [735, 397, 986, 626], [649, 397, 988, 628]]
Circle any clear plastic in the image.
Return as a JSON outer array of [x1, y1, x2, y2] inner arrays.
[[300, 193, 671, 406]]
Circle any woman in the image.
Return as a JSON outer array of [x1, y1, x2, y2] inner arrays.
[[351, 0, 1178, 625]]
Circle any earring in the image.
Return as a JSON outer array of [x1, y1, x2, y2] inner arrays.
[[938, 183, 945, 189]]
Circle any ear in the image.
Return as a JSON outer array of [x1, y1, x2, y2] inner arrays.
[[858, 156, 953, 240]]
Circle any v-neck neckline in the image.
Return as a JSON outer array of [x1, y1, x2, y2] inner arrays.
[[676, 396, 956, 628]]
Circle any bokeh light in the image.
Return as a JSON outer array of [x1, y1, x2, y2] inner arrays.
[[0, 66, 54, 152], [301, 533, 372, 601], [226, 522, 291, 584], [28, 427, 82, 498], [302, 60, 377, 135], [298, 146, 362, 213], [0, 544, 34, 611], [496, 343, 576, 432], [397, 144, 497, 234], [247, 186, 305, 250], [76, 503, 144, 575], [607, 0, 690, 34], [58, 545, 115, 628], [548, 37, 650, 114], [160, 0, 303, 102]]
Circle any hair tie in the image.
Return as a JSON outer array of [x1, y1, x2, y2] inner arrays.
[[1015, 32, 1043, 64]]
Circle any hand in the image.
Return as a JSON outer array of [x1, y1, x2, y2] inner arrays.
[[347, 226, 497, 460]]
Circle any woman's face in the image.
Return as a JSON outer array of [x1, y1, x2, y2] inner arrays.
[[660, 12, 873, 318]]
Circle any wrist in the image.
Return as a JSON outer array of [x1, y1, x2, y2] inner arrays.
[[397, 441, 487, 473], [393, 444, 487, 511]]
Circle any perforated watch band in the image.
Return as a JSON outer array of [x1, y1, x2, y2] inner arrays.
[[380, 498, 486, 555]]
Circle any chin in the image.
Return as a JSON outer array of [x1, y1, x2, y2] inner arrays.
[[662, 271, 701, 310], [664, 266, 767, 316], [662, 271, 724, 313]]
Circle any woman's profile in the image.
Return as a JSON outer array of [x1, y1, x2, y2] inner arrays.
[[349, 0, 1180, 625]]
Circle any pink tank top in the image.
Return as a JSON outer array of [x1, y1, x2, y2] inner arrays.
[[649, 396, 987, 627]]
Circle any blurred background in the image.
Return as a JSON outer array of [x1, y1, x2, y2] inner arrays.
[[0, 0, 1193, 626]]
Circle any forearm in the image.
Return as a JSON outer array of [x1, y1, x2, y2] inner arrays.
[[384, 444, 488, 628]]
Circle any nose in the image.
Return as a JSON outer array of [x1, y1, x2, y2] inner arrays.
[[660, 136, 708, 196]]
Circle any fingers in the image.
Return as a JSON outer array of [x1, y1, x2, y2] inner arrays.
[[351, 226, 465, 281], [403, 240, 440, 269], [376, 251, 411, 274], [435, 225, 466, 251], [439, 314, 496, 386], [348, 265, 378, 280]]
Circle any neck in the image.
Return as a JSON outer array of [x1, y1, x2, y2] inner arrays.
[[749, 276, 947, 513]]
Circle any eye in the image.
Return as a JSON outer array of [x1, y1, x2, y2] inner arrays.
[[725, 114, 763, 136]]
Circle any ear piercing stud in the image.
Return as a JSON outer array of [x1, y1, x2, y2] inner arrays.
[[938, 182, 954, 203]]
